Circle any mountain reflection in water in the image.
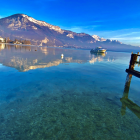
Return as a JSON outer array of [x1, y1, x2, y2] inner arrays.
[[0, 44, 115, 72], [0, 44, 87, 71]]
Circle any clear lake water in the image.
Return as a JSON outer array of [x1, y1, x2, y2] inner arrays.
[[0, 43, 140, 140]]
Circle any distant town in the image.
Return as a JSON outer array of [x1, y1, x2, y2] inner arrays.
[[0, 37, 31, 45]]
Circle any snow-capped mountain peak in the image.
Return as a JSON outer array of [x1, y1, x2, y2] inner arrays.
[[26, 15, 64, 34], [4, 14, 64, 34], [92, 34, 122, 43], [92, 35, 106, 41], [92, 35, 100, 41]]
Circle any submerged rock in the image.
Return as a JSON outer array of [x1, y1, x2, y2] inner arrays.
[[92, 106, 101, 111], [106, 96, 113, 101]]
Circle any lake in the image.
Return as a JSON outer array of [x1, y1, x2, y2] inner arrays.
[[0, 43, 140, 140]]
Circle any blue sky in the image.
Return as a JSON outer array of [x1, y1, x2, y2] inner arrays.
[[0, 0, 140, 46]]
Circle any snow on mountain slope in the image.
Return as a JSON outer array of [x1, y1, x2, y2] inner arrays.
[[25, 14, 64, 34], [92, 35, 100, 41], [92, 35, 107, 41], [3, 14, 64, 34]]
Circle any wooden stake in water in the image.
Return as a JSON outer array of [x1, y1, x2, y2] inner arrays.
[[129, 54, 138, 70]]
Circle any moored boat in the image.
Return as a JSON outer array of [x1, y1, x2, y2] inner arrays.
[[90, 46, 106, 53]]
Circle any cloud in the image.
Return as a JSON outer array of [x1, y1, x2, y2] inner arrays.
[[0, 16, 3, 19], [66, 27, 83, 33], [110, 37, 140, 41], [74, 20, 105, 26], [112, 32, 140, 38], [108, 29, 140, 42], [91, 28, 140, 37], [88, 28, 140, 46], [65, 25, 101, 33]]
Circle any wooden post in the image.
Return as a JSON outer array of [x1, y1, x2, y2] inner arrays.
[[129, 54, 137, 70]]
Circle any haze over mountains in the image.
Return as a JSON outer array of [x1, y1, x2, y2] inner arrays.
[[0, 14, 140, 52]]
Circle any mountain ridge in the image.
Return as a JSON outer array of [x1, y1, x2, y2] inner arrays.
[[0, 14, 139, 51]]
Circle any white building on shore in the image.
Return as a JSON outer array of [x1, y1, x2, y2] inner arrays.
[[0, 37, 4, 42]]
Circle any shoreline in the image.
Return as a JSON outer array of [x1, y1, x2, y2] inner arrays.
[[0, 42, 139, 53]]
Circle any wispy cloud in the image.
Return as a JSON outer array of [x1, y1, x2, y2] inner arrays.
[[65, 25, 101, 33], [66, 27, 82, 33], [73, 20, 105, 26], [110, 37, 140, 41], [91, 28, 140, 37], [0, 15, 3, 19], [113, 32, 140, 38], [77, 25, 101, 29], [88, 28, 140, 46]]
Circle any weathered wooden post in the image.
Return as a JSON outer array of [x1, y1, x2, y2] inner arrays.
[[126, 52, 140, 78], [129, 53, 138, 70]]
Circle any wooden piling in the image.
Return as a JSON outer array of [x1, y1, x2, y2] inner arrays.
[[126, 69, 140, 78], [129, 54, 137, 70], [126, 53, 140, 78]]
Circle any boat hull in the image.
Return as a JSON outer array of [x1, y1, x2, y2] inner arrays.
[[90, 49, 106, 53]]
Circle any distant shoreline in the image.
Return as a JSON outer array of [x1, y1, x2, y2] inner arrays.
[[0, 42, 87, 50], [0, 43, 37, 47], [0, 43, 139, 53]]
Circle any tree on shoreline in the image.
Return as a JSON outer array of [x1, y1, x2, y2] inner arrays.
[[0, 37, 31, 45]]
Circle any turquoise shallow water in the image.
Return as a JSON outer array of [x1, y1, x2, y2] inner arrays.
[[0, 43, 140, 140]]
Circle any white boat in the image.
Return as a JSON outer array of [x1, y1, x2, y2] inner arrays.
[[90, 46, 106, 53]]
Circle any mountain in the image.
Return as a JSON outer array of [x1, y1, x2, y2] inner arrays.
[[0, 14, 97, 48], [0, 14, 140, 51], [92, 35, 106, 41], [92, 35, 123, 44]]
